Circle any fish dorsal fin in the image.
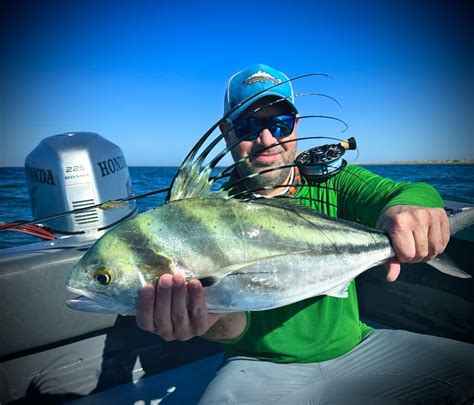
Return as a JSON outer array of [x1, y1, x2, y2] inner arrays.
[[168, 160, 229, 201]]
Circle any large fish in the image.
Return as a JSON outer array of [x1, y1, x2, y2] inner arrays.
[[65, 166, 472, 315]]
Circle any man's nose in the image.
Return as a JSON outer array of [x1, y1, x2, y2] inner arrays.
[[255, 128, 276, 146]]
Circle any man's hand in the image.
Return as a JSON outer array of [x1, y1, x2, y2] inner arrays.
[[136, 274, 245, 341], [376, 205, 450, 282]]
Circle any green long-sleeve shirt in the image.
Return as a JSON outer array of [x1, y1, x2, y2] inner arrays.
[[221, 165, 444, 363]]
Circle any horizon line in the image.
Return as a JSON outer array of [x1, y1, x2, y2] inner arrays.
[[2, 159, 474, 169]]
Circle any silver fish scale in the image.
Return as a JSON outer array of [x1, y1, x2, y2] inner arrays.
[[204, 238, 391, 312], [67, 197, 394, 314], [140, 199, 392, 311]]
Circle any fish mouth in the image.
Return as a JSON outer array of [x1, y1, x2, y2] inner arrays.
[[65, 286, 136, 316], [66, 286, 96, 300]]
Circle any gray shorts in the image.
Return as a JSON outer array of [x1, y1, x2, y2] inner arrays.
[[198, 329, 474, 404]]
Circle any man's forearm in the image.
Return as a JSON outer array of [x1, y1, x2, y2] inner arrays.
[[202, 312, 247, 341]]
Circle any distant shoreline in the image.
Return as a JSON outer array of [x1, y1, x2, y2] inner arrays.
[[354, 160, 474, 166], [1, 160, 473, 169]]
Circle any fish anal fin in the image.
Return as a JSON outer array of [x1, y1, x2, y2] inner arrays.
[[324, 278, 352, 298]]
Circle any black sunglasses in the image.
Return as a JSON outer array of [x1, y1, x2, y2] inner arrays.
[[232, 114, 297, 140]]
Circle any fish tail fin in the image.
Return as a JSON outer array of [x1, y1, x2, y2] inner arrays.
[[428, 206, 473, 278], [427, 254, 471, 279]]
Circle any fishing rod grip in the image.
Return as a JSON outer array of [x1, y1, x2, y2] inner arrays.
[[340, 137, 357, 150]]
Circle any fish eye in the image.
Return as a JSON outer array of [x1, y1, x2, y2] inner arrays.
[[93, 268, 113, 285]]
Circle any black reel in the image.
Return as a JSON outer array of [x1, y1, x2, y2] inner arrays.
[[294, 137, 357, 182]]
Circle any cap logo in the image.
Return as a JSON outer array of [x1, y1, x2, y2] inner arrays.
[[242, 70, 280, 85]]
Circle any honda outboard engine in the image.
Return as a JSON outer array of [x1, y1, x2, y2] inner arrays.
[[25, 132, 136, 234]]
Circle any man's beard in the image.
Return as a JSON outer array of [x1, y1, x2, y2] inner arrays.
[[237, 160, 293, 193]]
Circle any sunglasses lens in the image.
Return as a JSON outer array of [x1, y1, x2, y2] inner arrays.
[[270, 115, 295, 138], [233, 115, 295, 140], [234, 119, 260, 140]]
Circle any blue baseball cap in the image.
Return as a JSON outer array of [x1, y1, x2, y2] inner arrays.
[[224, 64, 298, 121]]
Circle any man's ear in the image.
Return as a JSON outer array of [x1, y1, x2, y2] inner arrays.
[[220, 121, 232, 146]]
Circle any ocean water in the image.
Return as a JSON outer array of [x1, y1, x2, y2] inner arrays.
[[0, 164, 473, 249]]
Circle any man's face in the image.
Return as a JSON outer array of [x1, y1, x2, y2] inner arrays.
[[225, 99, 298, 194]]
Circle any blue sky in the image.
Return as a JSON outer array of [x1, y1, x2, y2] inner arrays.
[[1, 0, 472, 167]]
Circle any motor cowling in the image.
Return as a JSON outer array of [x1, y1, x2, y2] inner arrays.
[[25, 132, 136, 234]]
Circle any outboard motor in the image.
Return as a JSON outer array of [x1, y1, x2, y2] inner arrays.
[[25, 132, 136, 234]]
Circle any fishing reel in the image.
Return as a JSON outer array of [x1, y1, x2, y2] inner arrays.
[[294, 137, 357, 182]]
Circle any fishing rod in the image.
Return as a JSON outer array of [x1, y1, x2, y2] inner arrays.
[[1, 76, 343, 232], [223, 136, 358, 199], [165, 73, 333, 202], [209, 126, 350, 184], [0, 187, 170, 232], [181, 92, 346, 182], [165, 94, 348, 203], [1, 134, 356, 234], [295, 137, 357, 182]]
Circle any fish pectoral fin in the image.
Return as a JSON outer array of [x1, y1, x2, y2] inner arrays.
[[324, 278, 353, 298], [197, 262, 261, 287], [198, 275, 221, 287], [197, 250, 313, 287]]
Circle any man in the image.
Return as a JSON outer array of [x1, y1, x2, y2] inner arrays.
[[136, 64, 473, 403]]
